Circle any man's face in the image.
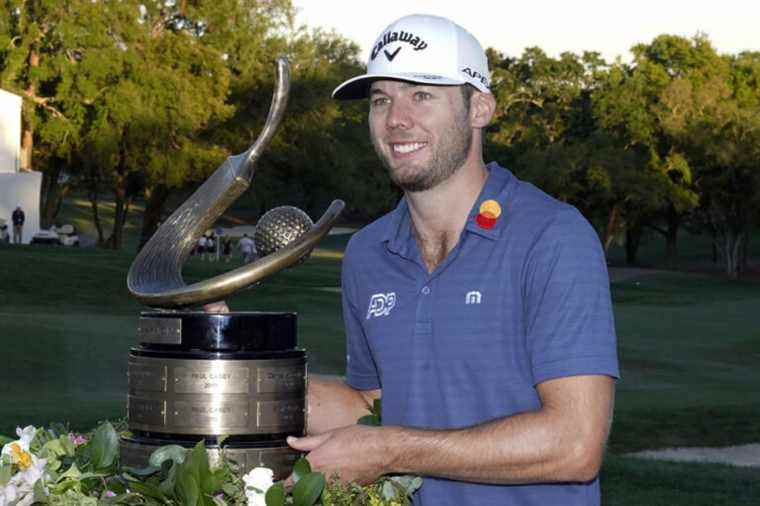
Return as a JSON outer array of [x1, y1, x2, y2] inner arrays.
[[368, 81, 473, 193]]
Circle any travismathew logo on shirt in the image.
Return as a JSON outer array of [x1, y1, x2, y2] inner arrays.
[[371, 30, 428, 61]]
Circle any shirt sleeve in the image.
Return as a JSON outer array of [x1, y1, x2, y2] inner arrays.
[[524, 208, 620, 385], [342, 240, 381, 391]]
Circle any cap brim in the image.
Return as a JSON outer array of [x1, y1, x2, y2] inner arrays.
[[332, 73, 465, 100]]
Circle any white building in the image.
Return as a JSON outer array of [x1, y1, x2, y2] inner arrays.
[[0, 88, 41, 243]]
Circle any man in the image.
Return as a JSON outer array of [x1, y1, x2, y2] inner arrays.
[[238, 233, 255, 263], [11, 205, 25, 245], [287, 14, 619, 505]]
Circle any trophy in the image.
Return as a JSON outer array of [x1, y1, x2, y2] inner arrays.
[[120, 57, 344, 480]]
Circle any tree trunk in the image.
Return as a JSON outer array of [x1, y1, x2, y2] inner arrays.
[[20, 50, 39, 171], [602, 204, 621, 253], [739, 225, 750, 274], [107, 173, 130, 250], [720, 232, 742, 280], [138, 184, 170, 250], [710, 204, 745, 279], [88, 183, 106, 246], [711, 229, 719, 264], [625, 224, 642, 266], [664, 208, 680, 270], [39, 157, 70, 228]]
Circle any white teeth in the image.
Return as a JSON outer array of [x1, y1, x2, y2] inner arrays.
[[392, 142, 425, 154]]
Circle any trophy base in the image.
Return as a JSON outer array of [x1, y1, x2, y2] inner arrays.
[[120, 433, 301, 480], [124, 311, 307, 481]]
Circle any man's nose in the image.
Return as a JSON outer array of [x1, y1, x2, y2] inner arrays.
[[386, 100, 413, 130]]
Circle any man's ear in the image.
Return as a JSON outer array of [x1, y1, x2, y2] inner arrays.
[[469, 91, 496, 129]]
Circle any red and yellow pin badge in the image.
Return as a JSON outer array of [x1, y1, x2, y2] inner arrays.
[[476, 199, 502, 230]]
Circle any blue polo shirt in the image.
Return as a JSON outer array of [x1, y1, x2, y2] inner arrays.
[[342, 163, 619, 505]]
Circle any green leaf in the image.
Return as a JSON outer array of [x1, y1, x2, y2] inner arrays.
[[201, 469, 226, 496], [389, 475, 423, 495], [221, 482, 239, 497], [60, 434, 76, 456], [292, 457, 312, 484], [381, 480, 396, 500], [58, 462, 83, 481], [189, 442, 214, 493], [0, 435, 12, 446], [265, 482, 286, 506], [0, 463, 12, 486], [33, 478, 48, 502], [291, 472, 325, 506], [124, 479, 168, 501], [356, 414, 380, 426], [358, 398, 382, 426], [149, 444, 187, 468], [89, 422, 119, 470], [177, 470, 200, 506], [372, 398, 382, 418]]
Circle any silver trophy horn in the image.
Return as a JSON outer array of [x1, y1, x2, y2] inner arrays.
[[127, 56, 345, 308]]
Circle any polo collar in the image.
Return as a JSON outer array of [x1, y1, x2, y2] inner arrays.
[[381, 162, 515, 251], [383, 197, 413, 256]]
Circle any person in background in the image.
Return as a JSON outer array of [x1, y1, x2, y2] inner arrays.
[[196, 235, 207, 261], [222, 237, 233, 263], [206, 234, 217, 262], [238, 233, 255, 263], [0, 220, 9, 244], [12, 204, 25, 245]]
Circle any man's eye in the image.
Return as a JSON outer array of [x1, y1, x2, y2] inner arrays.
[[413, 91, 432, 101], [371, 96, 389, 107]]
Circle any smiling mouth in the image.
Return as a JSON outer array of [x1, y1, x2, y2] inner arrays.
[[391, 142, 427, 155]]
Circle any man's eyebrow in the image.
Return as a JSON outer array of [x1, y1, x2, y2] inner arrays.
[[369, 87, 387, 96]]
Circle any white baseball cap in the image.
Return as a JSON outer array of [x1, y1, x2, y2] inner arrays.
[[332, 14, 491, 100]]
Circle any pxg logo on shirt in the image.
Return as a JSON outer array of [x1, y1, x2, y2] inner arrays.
[[371, 30, 428, 61], [366, 292, 397, 319]]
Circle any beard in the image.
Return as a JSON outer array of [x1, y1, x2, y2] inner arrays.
[[372, 112, 473, 193]]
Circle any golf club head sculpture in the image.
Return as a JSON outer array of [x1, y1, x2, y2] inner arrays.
[[127, 56, 344, 308]]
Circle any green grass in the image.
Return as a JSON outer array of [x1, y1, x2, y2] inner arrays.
[[608, 274, 760, 453], [601, 456, 758, 505], [1, 219, 759, 503]]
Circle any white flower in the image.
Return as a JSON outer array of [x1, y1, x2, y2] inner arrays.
[[15, 455, 47, 487], [0, 482, 19, 505], [0, 425, 48, 506], [1, 426, 36, 463], [242, 467, 274, 506]]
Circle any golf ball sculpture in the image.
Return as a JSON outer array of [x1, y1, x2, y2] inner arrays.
[[122, 57, 345, 479]]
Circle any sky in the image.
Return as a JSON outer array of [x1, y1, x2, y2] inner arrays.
[[292, 0, 759, 63]]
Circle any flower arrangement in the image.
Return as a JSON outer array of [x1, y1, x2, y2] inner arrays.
[[0, 422, 421, 505]]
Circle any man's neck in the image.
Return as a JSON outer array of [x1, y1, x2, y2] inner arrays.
[[405, 160, 489, 272]]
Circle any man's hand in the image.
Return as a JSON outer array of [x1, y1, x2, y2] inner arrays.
[[203, 301, 230, 313], [287, 425, 393, 485]]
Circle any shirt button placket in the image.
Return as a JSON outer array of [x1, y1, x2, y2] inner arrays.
[[415, 283, 433, 337]]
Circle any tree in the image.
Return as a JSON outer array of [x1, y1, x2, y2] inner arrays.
[[660, 52, 760, 277], [0, 0, 108, 227], [486, 46, 654, 258], [590, 35, 728, 267]]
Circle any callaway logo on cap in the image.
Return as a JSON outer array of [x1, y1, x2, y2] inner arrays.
[[332, 14, 491, 100]]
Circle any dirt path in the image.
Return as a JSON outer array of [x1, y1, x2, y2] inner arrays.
[[625, 444, 760, 467]]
